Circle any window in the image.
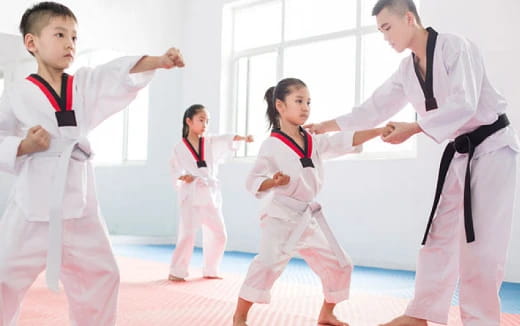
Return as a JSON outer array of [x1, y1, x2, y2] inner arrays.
[[225, 0, 419, 157], [0, 72, 4, 97], [70, 50, 149, 165]]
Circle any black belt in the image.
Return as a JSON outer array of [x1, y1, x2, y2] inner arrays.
[[421, 114, 510, 244]]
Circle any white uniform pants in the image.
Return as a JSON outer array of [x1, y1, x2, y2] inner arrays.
[[406, 146, 518, 325], [239, 215, 352, 304], [0, 201, 119, 326], [169, 203, 227, 278]]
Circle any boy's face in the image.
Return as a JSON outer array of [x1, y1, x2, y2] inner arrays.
[[187, 109, 209, 136], [25, 16, 78, 71], [276, 86, 311, 126], [376, 8, 414, 53]]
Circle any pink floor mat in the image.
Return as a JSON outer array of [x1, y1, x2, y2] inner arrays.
[[18, 257, 520, 325]]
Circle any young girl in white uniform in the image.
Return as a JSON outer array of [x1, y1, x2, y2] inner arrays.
[[308, 1, 520, 325], [232, 78, 390, 326], [0, 2, 185, 326], [169, 104, 253, 281]]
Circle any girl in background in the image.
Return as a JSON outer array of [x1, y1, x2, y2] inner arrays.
[[169, 104, 253, 281]]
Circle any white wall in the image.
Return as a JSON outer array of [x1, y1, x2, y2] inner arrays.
[[0, 0, 519, 283]]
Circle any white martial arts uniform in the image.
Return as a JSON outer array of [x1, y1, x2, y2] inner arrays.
[[169, 135, 239, 278], [0, 56, 154, 326], [238, 127, 360, 304], [336, 28, 520, 326]]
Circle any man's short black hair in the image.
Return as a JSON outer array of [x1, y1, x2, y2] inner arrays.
[[372, 0, 422, 26]]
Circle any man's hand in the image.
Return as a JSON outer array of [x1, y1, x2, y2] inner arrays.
[[381, 122, 421, 144]]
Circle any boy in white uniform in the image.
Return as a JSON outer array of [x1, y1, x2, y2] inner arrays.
[[307, 1, 519, 325], [0, 2, 184, 325]]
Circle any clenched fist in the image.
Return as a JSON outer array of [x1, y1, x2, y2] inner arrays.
[[159, 48, 185, 69], [17, 125, 50, 156]]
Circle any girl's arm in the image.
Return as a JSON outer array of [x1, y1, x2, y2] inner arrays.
[[353, 126, 392, 146], [257, 172, 290, 192], [233, 134, 254, 142]]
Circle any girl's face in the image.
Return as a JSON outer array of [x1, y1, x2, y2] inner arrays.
[[187, 109, 209, 136], [276, 86, 311, 127]]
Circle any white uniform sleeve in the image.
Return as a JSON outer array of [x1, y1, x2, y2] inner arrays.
[[77, 56, 155, 131], [0, 93, 26, 174], [336, 66, 408, 130], [209, 134, 239, 163], [417, 39, 483, 143], [315, 130, 362, 160], [169, 147, 185, 183], [245, 141, 276, 199]]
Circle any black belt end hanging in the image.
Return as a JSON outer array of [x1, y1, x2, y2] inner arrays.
[[197, 160, 207, 168], [300, 157, 314, 168], [425, 97, 438, 111], [55, 110, 77, 127]]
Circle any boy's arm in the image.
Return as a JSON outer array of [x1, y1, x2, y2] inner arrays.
[[0, 94, 28, 174], [80, 48, 185, 131], [130, 48, 185, 73]]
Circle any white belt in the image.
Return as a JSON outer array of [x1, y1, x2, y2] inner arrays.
[[273, 195, 350, 268], [31, 138, 91, 292]]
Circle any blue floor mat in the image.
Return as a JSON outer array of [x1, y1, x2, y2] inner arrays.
[[112, 244, 520, 314]]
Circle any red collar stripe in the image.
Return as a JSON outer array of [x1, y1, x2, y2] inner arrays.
[[26, 75, 61, 112], [183, 137, 205, 162], [65, 75, 74, 111], [26, 73, 74, 112], [199, 137, 205, 161], [271, 132, 305, 158]]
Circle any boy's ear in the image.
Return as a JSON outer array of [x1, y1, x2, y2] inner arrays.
[[24, 33, 37, 54]]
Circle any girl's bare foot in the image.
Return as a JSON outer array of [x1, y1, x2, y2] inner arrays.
[[168, 274, 185, 282], [232, 315, 248, 326], [318, 301, 349, 326], [379, 315, 428, 326], [318, 314, 349, 326]]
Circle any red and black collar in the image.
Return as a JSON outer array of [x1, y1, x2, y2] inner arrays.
[[271, 127, 314, 168], [26, 73, 77, 127], [183, 137, 207, 168]]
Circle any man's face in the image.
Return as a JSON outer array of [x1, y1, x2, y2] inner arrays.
[[376, 8, 413, 53]]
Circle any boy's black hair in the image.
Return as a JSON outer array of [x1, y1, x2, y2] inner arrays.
[[19, 2, 77, 38], [372, 0, 422, 26]]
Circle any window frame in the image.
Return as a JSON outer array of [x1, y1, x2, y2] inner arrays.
[[224, 0, 418, 159]]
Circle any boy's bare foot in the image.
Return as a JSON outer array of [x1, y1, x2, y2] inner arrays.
[[318, 314, 349, 326], [168, 274, 185, 282], [203, 275, 223, 280], [232, 315, 248, 326], [379, 315, 428, 326]]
